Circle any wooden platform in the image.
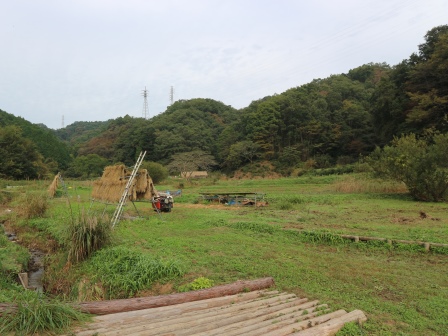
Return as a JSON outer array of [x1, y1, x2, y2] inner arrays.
[[70, 290, 366, 335]]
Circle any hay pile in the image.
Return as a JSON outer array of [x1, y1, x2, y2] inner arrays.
[[48, 172, 61, 198], [92, 164, 157, 203]]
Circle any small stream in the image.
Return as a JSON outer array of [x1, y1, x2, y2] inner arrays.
[[27, 249, 45, 292], [2, 224, 45, 292]]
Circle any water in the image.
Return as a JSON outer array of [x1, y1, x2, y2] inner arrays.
[[2, 225, 45, 292], [27, 249, 45, 292]]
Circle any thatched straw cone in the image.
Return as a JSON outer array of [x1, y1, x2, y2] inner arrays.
[[48, 173, 61, 198], [92, 165, 158, 203]]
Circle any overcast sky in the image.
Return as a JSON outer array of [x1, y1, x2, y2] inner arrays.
[[1, 0, 447, 129]]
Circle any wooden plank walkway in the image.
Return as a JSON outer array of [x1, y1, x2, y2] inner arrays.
[[70, 290, 366, 335]]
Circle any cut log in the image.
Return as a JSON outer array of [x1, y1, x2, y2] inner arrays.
[[261, 309, 348, 336], [78, 277, 275, 315], [91, 290, 280, 324], [96, 294, 301, 336], [294, 309, 367, 335]]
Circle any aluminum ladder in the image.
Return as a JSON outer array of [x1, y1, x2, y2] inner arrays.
[[111, 151, 146, 228]]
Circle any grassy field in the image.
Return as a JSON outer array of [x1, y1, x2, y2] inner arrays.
[[2, 174, 448, 335]]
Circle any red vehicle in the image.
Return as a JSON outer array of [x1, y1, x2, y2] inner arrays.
[[152, 193, 174, 212]]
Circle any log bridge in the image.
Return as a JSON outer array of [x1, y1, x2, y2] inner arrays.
[[67, 277, 366, 335]]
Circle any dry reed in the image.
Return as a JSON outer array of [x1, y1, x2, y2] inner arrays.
[[332, 176, 408, 194], [48, 173, 60, 198]]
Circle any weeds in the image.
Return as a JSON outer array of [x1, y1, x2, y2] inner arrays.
[[86, 246, 184, 298], [205, 219, 279, 234], [0, 291, 90, 335], [298, 230, 347, 245], [332, 175, 407, 194], [230, 221, 279, 234], [336, 321, 364, 335], [18, 192, 49, 219], [66, 211, 112, 263], [0, 234, 29, 273], [179, 277, 214, 292]]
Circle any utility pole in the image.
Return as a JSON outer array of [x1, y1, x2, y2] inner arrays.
[[142, 87, 149, 119], [169, 86, 174, 105]]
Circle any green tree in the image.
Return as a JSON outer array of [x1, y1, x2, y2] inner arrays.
[[243, 99, 281, 158], [140, 161, 168, 184], [370, 62, 411, 144], [67, 154, 109, 179], [166, 150, 217, 180], [405, 30, 448, 132], [368, 133, 448, 201], [224, 141, 260, 169], [0, 109, 71, 170], [0, 126, 42, 179]]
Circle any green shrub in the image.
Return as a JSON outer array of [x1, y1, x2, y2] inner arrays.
[[141, 161, 169, 184], [368, 133, 448, 201]]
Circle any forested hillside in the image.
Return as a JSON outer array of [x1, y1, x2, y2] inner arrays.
[[1, 25, 447, 179], [0, 109, 71, 179], [55, 121, 110, 148], [62, 25, 447, 177], [72, 99, 238, 167]]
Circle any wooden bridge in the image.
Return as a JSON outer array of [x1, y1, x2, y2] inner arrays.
[[69, 278, 366, 335]]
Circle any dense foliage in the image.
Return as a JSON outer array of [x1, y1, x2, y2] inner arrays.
[[0, 126, 44, 179], [368, 132, 448, 201], [0, 109, 71, 174]]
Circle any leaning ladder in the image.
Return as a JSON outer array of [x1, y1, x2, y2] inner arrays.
[[111, 151, 146, 228]]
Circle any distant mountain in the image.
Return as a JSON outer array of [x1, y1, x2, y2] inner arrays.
[[54, 120, 110, 147], [74, 99, 238, 165]]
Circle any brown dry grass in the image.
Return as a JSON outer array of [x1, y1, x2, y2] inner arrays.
[[92, 165, 157, 203], [332, 176, 408, 194], [47, 173, 60, 198]]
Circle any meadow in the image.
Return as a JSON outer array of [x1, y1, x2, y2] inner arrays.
[[1, 174, 448, 335]]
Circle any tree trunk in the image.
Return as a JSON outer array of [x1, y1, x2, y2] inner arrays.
[[78, 277, 275, 315]]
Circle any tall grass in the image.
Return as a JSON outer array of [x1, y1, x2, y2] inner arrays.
[[332, 175, 407, 194], [18, 192, 49, 219], [0, 291, 89, 335], [0, 234, 29, 273], [66, 211, 112, 263], [86, 246, 184, 299]]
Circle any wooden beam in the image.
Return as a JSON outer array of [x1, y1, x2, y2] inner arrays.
[[78, 277, 275, 315]]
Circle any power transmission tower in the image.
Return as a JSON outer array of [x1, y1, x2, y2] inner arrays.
[[142, 87, 149, 119], [170, 86, 174, 105]]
